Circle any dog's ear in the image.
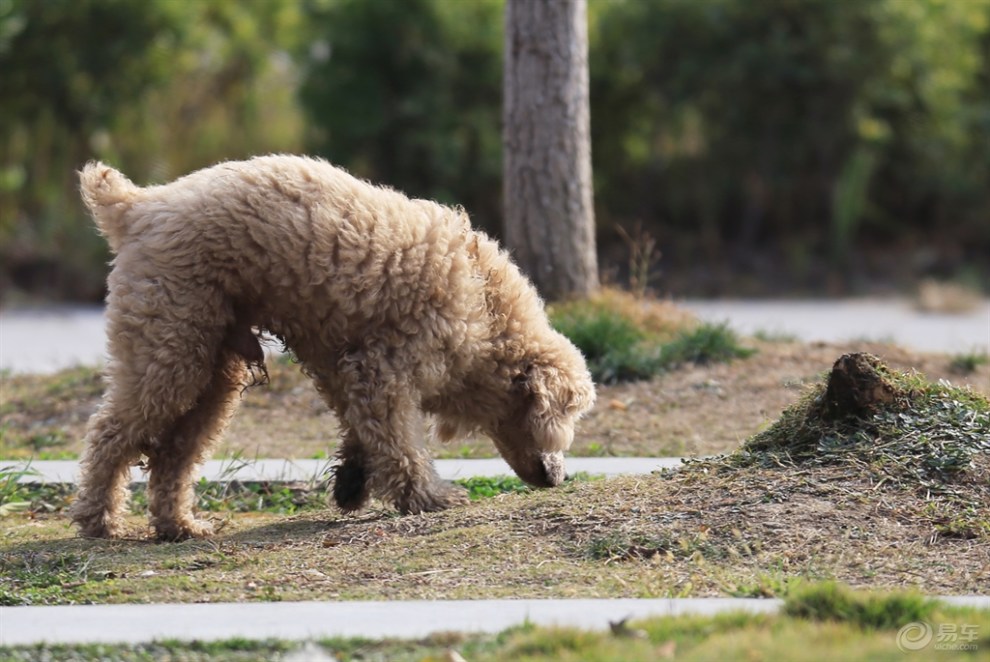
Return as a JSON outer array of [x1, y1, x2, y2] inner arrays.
[[514, 363, 576, 452]]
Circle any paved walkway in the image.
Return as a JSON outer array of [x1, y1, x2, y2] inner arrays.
[[2, 597, 987, 646], [3, 457, 686, 484], [3, 299, 987, 373], [686, 298, 989, 354]]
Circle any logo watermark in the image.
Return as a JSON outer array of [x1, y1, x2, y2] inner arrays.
[[897, 622, 980, 653]]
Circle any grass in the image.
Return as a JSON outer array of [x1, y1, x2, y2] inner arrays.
[[550, 289, 754, 383], [0, 364, 104, 460], [0, 551, 97, 606], [1, 584, 987, 660], [783, 581, 936, 630]]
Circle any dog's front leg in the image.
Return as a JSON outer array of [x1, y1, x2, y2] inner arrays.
[[334, 353, 469, 515]]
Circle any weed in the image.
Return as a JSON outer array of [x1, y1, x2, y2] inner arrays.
[[551, 305, 647, 366], [25, 430, 68, 452], [455, 473, 597, 500], [615, 223, 662, 298], [727, 574, 796, 598], [456, 476, 532, 500], [921, 501, 990, 539], [0, 464, 35, 516]]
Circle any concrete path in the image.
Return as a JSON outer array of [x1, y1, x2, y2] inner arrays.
[[3, 300, 987, 373], [686, 298, 989, 354], [3, 457, 685, 484], [3, 597, 987, 646]]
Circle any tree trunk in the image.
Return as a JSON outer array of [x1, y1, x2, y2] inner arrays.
[[503, 0, 599, 300]]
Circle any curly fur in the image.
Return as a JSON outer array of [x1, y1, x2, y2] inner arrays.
[[69, 155, 596, 540]]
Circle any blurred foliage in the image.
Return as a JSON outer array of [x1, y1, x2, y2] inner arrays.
[[589, 0, 990, 286], [298, 0, 503, 230], [0, 0, 304, 299], [1, 0, 988, 301]]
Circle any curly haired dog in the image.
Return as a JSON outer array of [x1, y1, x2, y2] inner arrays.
[[70, 155, 595, 540]]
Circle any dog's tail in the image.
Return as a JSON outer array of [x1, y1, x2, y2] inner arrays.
[[78, 161, 141, 253]]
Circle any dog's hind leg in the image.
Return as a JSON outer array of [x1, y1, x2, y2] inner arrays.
[[147, 349, 247, 541], [69, 403, 141, 538], [70, 275, 235, 538]]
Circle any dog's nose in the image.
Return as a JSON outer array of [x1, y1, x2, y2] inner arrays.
[[537, 451, 567, 487]]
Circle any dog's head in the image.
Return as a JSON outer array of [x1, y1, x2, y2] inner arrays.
[[481, 331, 596, 488]]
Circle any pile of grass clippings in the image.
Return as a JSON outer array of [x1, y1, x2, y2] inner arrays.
[[731, 353, 989, 488]]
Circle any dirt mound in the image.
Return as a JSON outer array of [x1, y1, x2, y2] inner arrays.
[[736, 352, 989, 487]]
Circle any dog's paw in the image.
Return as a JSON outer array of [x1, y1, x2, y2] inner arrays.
[[155, 518, 215, 542], [398, 480, 470, 515], [76, 520, 129, 539]]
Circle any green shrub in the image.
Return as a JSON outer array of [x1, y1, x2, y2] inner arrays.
[[552, 300, 753, 384], [662, 322, 756, 366]]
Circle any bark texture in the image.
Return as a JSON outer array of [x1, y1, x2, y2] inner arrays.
[[503, 0, 599, 300]]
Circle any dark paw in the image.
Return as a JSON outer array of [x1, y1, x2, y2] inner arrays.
[[333, 459, 370, 512]]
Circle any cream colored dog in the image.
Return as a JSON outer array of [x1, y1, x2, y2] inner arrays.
[[70, 155, 595, 540]]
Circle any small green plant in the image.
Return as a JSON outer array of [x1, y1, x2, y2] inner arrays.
[[455, 473, 597, 500], [26, 431, 68, 453], [455, 476, 531, 499], [0, 464, 35, 517], [587, 530, 722, 563], [661, 322, 755, 366], [728, 574, 795, 598]]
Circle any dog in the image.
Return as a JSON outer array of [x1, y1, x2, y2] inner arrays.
[[69, 155, 595, 540]]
